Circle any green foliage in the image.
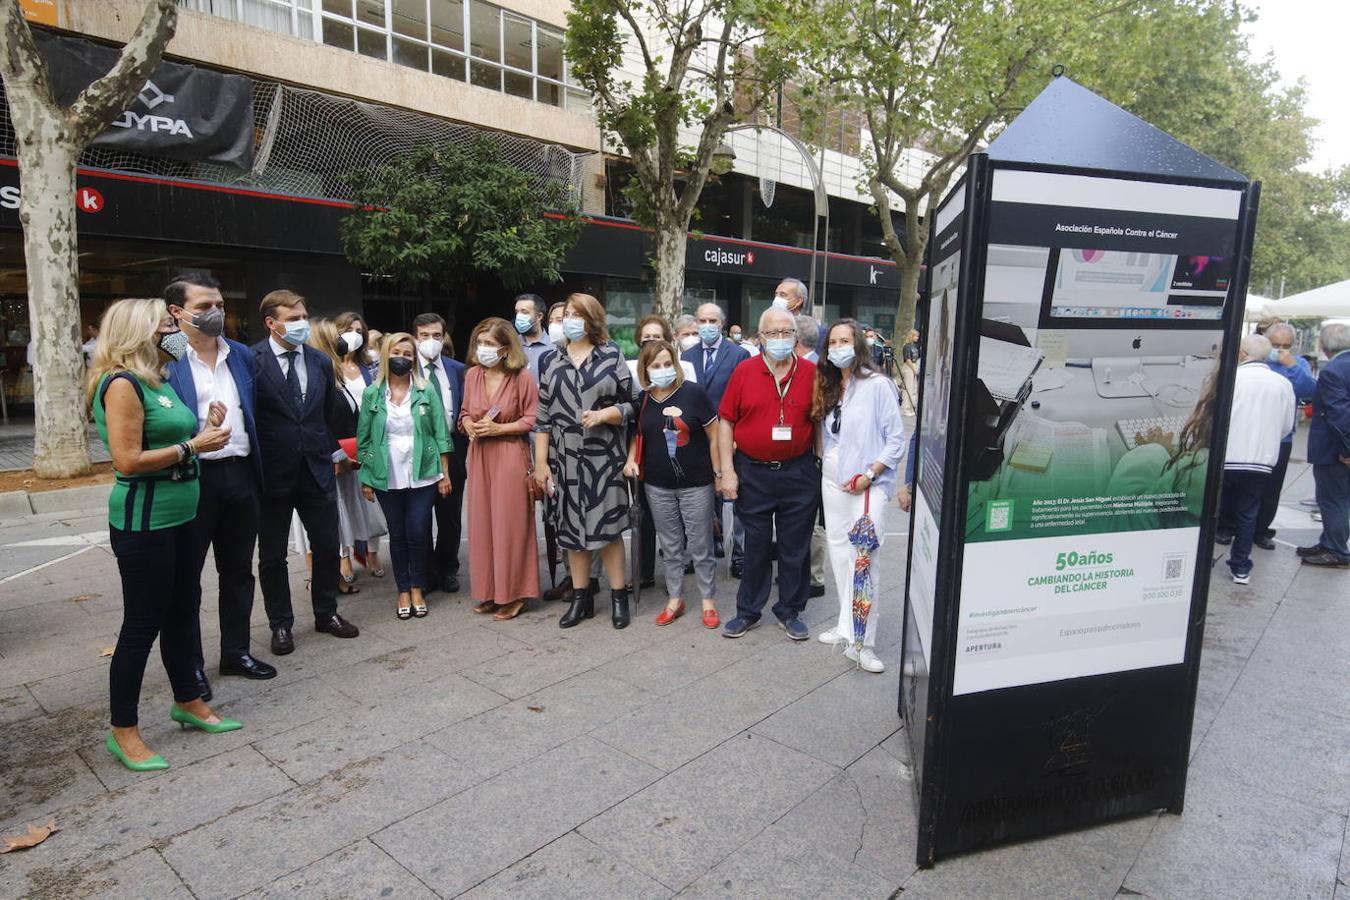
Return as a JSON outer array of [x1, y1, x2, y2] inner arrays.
[[338, 137, 582, 292]]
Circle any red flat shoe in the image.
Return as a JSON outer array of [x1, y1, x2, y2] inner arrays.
[[655, 600, 685, 626], [701, 608, 720, 629]]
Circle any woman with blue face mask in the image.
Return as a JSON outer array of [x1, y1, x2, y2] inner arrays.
[[810, 319, 908, 673], [533, 294, 636, 630], [623, 340, 723, 628]]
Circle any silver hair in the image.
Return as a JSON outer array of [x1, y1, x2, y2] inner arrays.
[[1265, 322, 1295, 343], [1320, 322, 1350, 355], [1240, 334, 1272, 361], [696, 302, 726, 325], [673, 314, 698, 333], [794, 314, 819, 348], [778, 277, 808, 302], [758, 306, 796, 333]]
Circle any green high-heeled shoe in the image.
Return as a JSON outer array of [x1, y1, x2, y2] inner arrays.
[[105, 733, 169, 772], [170, 705, 243, 734]]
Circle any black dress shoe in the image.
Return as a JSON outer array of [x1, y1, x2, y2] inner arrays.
[[316, 614, 360, 638], [271, 628, 294, 656], [220, 654, 278, 680], [192, 667, 213, 702], [611, 587, 631, 629], [442, 573, 460, 593], [730, 563, 743, 579], [559, 588, 594, 628], [1214, 533, 1233, 546], [1296, 543, 1328, 558], [1301, 552, 1350, 568], [1254, 535, 1277, 551], [809, 584, 826, 598], [639, 577, 656, 589]]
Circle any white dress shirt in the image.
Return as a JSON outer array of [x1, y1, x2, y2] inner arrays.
[[269, 334, 307, 396], [187, 338, 250, 459], [384, 387, 442, 490], [422, 356, 455, 430]]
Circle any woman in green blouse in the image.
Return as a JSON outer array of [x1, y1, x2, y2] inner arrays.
[[90, 298, 240, 772]]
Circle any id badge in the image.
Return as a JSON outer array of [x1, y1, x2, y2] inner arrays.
[[772, 425, 793, 442]]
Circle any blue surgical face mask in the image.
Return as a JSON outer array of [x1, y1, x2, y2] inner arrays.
[[277, 318, 310, 346], [828, 345, 856, 369], [514, 313, 534, 334], [648, 366, 677, 388], [764, 337, 795, 361], [1267, 348, 1283, 363], [698, 323, 721, 344], [562, 317, 586, 342]]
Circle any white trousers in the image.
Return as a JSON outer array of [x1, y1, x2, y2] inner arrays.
[[821, 449, 887, 647]]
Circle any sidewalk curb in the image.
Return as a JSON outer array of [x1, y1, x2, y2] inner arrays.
[[0, 484, 110, 521]]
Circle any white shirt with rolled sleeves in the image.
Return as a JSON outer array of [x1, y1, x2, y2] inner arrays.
[[187, 337, 250, 460]]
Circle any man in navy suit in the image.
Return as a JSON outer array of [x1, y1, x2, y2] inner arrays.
[[1300, 323, 1350, 568], [252, 290, 360, 654], [412, 312, 468, 593], [686, 303, 750, 568], [165, 273, 277, 698]]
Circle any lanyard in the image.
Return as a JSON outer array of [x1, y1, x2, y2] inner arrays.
[[762, 353, 798, 425]]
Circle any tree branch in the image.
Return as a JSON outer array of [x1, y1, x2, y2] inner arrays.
[[67, 0, 179, 145], [0, 0, 59, 118]]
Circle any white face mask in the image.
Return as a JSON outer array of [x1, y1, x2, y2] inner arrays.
[[366, 348, 379, 363], [548, 322, 566, 344], [679, 334, 699, 351], [341, 331, 364, 354], [477, 344, 502, 367], [417, 337, 442, 361], [771, 296, 790, 311]]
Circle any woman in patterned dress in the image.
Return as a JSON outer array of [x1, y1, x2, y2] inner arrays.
[[533, 293, 635, 630]]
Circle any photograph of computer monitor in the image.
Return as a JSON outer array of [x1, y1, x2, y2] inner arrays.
[[1038, 247, 1228, 328]]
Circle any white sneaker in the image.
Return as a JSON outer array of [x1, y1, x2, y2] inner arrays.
[[1232, 572, 1251, 585], [817, 628, 848, 645], [845, 646, 885, 673]]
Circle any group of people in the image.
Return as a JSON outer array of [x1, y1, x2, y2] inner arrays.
[[87, 273, 909, 772]]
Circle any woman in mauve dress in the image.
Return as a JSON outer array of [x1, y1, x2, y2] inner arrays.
[[460, 317, 541, 620]]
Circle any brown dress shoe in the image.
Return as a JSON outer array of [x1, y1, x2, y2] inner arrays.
[[271, 627, 295, 656], [316, 614, 360, 638]]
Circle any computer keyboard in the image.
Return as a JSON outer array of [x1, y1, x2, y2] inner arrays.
[[1116, 416, 1188, 451]]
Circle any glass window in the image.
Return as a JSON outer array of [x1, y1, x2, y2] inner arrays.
[[504, 69, 532, 100], [323, 0, 353, 14], [470, 59, 501, 90], [355, 0, 385, 27], [357, 26, 388, 59], [432, 48, 466, 80], [322, 18, 355, 49], [503, 14, 532, 71], [393, 37, 429, 69], [430, 0, 464, 50], [469, 0, 500, 61], [537, 26, 563, 81], [538, 80, 562, 107], [566, 88, 592, 115], [391, 0, 427, 39]]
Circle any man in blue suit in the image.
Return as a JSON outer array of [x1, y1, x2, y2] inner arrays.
[[413, 312, 468, 593], [1300, 323, 1350, 568], [165, 273, 277, 695], [686, 303, 750, 569], [252, 290, 360, 655]]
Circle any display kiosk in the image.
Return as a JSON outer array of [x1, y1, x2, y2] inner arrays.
[[899, 75, 1259, 865]]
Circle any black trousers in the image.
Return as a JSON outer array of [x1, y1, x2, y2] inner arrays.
[[1254, 441, 1294, 540], [189, 458, 261, 665], [733, 452, 820, 623], [638, 482, 656, 580], [428, 450, 466, 580], [109, 522, 202, 727], [258, 467, 339, 630]]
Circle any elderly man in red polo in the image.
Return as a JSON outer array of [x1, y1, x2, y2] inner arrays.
[[717, 306, 820, 640]]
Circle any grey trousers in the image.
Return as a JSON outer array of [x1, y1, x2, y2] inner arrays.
[[646, 483, 717, 601]]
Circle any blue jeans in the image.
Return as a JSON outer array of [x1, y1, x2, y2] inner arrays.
[[1313, 462, 1350, 560], [377, 485, 437, 592], [1223, 469, 1267, 576]]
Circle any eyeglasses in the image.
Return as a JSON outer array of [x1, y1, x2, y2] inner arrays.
[[761, 330, 797, 340]]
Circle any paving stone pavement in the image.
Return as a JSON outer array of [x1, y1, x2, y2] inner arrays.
[[0, 462, 1346, 899]]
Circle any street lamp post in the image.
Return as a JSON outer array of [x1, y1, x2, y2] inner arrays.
[[713, 124, 830, 318]]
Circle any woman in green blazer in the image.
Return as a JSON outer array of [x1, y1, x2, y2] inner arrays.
[[357, 332, 452, 619]]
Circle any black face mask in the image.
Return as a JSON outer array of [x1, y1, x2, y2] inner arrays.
[[387, 356, 414, 377]]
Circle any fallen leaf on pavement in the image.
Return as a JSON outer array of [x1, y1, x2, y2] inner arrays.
[[527, 705, 545, 713], [69, 594, 100, 603], [0, 821, 58, 853], [98, 647, 114, 657]]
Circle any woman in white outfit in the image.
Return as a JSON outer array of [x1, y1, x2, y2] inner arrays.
[[811, 319, 907, 673]]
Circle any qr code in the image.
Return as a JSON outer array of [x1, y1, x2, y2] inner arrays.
[[1163, 554, 1185, 581], [986, 500, 1014, 533]]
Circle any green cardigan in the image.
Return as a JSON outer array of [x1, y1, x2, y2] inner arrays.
[[356, 380, 453, 491]]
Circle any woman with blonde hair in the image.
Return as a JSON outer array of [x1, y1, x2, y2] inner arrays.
[[357, 332, 453, 619], [533, 293, 635, 629], [461, 316, 541, 620], [89, 298, 241, 772]]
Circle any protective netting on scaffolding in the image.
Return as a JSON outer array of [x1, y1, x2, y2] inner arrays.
[[0, 78, 586, 204]]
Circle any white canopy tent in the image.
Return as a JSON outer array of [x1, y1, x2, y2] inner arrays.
[[1261, 279, 1350, 318], [1243, 293, 1272, 323]]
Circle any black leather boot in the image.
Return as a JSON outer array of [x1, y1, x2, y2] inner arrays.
[[559, 588, 594, 628], [611, 587, 631, 629]]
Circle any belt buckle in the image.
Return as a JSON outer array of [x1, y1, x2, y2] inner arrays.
[[767, 460, 783, 471]]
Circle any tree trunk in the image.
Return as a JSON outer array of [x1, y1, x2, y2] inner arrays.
[[650, 221, 687, 321], [895, 238, 926, 339], [19, 138, 91, 477]]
